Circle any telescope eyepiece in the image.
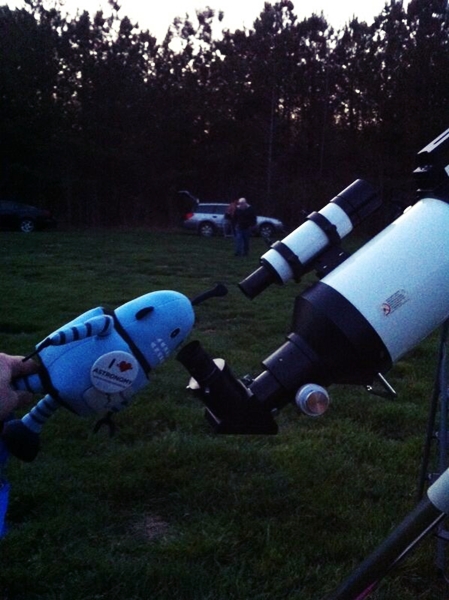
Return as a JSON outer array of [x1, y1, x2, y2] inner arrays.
[[239, 265, 278, 300], [177, 341, 278, 434]]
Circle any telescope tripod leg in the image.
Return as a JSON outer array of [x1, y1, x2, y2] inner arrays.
[[418, 319, 449, 580], [326, 323, 449, 600]]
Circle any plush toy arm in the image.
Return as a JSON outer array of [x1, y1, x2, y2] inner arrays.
[[36, 315, 114, 352]]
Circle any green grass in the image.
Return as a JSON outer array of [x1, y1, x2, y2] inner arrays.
[[0, 229, 447, 599]]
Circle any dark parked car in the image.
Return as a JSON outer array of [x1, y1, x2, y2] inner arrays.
[[0, 200, 57, 233], [178, 192, 284, 239]]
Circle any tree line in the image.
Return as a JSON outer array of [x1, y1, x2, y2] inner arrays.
[[1, 0, 449, 228]]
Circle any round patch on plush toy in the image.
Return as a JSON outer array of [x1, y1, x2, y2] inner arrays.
[[90, 351, 139, 393]]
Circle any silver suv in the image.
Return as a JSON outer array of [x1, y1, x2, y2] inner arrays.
[[181, 200, 285, 239]]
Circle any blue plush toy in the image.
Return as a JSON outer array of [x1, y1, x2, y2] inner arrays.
[[2, 284, 227, 462]]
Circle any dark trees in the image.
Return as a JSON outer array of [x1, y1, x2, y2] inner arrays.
[[1, 0, 449, 228]]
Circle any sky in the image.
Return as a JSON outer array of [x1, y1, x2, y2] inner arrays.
[[5, 0, 409, 40]]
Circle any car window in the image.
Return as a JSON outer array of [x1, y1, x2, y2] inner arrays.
[[199, 204, 227, 215], [0, 201, 18, 210], [199, 205, 215, 214]]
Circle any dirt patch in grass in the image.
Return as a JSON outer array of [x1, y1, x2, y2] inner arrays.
[[132, 514, 170, 541]]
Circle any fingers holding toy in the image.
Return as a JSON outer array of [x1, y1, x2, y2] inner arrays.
[[0, 354, 39, 420]]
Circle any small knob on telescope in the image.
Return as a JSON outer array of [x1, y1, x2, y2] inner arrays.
[[295, 384, 330, 417]]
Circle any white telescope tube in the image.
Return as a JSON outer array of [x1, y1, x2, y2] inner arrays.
[[322, 196, 449, 363], [239, 179, 381, 299], [263, 202, 353, 283]]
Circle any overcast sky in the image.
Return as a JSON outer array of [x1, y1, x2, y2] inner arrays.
[[5, 0, 410, 39]]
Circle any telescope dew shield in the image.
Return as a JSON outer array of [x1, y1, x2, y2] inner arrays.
[[239, 179, 381, 300]]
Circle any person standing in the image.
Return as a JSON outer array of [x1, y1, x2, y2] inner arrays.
[[224, 199, 239, 236], [234, 198, 256, 256]]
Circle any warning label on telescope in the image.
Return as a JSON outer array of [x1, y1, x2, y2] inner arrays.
[[381, 289, 409, 316]]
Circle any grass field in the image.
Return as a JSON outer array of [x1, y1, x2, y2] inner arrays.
[[0, 229, 448, 599]]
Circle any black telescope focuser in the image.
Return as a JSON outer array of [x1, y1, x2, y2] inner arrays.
[[239, 179, 381, 300]]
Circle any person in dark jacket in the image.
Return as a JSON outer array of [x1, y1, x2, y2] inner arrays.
[[233, 198, 256, 256], [224, 199, 239, 236]]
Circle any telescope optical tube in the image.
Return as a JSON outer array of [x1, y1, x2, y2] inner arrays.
[[246, 195, 449, 411], [239, 179, 381, 300]]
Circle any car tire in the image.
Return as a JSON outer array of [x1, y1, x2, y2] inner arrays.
[[19, 218, 36, 233], [259, 223, 275, 239], [199, 222, 215, 237]]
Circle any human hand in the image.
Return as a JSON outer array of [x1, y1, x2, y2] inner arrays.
[[0, 354, 39, 421]]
